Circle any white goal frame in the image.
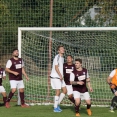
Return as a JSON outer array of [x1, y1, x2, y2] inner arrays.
[[18, 27, 117, 106]]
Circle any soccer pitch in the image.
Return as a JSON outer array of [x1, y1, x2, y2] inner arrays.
[[0, 104, 117, 117]]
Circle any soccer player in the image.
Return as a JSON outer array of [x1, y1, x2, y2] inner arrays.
[[5, 48, 29, 108], [70, 58, 93, 116], [63, 55, 79, 113], [50, 45, 67, 112], [107, 69, 117, 112], [0, 62, 7, 105]]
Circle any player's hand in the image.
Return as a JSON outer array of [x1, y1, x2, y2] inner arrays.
[[89, 87, 93, 92], [13, 72, 19, 76], [60, 76, 63, 80], [77, 81, 84, 85], [26, 76, 29, 81]]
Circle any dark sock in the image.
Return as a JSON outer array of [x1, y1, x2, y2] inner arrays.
[[68, 97, 75, 104], [3, 97, 7, 105], [75, 105, 80, 113], [20, 92, 25, 105], [6, 92, 14, 102], [111, 96, 117, 108], [87, 104, 91, 109]]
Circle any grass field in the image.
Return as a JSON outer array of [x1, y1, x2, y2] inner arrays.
[[0, 103, 117, 117]]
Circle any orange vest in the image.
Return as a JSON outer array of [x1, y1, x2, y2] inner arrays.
[[111, 69, 117, 86]]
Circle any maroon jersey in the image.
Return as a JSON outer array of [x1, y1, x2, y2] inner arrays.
[[9, 58, 23, 81], [0, 68, 5, 86], [72, 68, 88, 93], [63, 63, 75, 85]]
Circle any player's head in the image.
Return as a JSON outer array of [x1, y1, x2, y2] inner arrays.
[[12, 48, 19, 58], [57, 45, 64, 54], [75, 58, 82, 69], [66, 55, 73, 63]]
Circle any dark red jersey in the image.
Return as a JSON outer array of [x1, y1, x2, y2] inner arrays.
[[63, 63, 75, 85], [71, 68, 88, 93], [9, 58, 23, 81]]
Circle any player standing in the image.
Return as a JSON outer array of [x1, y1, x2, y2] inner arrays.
[[5, 48, 29, 108], [70, 58, 93, 116], [63, 55, 79, 113], [107, 69, 117, 112], [0, 62, 7, 105], [50, 45, 67, 112]]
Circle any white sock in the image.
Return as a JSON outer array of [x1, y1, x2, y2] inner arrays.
[[58, 93, 65, 104], [54, 96, 59, 108]]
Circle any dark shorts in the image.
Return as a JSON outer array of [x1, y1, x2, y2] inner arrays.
[[111, 86, 117, 94]]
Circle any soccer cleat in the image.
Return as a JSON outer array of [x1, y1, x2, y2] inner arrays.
[[21, 104, 30, 108], [109, 109, 114, 113], [53, 108, 61, 112], [57, 105, 62, 112], [87, 109, 92, 116], [5, 102, 10, 108], [76, 113, 80, 116]]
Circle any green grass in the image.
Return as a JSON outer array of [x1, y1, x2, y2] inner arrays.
[[0, 103, 117, 117]]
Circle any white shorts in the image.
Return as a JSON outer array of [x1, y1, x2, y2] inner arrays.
[[73, 91, 90, 100], [66, 85, 73, 95], [10, 80, 24, 89], [51, 79, 66, 89], [0, 86, 6, 93]]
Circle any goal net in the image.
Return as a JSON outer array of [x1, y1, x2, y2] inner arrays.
[[18, 27, 117, 106]]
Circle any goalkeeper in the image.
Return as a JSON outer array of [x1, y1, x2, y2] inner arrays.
[[107, 69, 117, 112]]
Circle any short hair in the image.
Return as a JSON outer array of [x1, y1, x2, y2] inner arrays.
[[67, 55, 73, 58], [75, 58, 82, 64], [12, 48, 18, 53], [57, 45, 64, 51]]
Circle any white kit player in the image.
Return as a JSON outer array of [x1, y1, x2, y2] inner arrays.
[[50, 45, 67, 112]]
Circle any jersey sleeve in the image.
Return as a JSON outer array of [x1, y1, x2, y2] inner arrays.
[[70, 72, 75, 81], [6, 60, 12, 68], [3, 70, 6, 77], [86, 71, 90, 78], [22, 59, 24, 67], [109, 70, 116, 77], [54, 55, 59, 65]]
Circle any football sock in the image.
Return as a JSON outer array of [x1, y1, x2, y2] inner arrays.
[[111, 96, 117, 107], [20, 92, 25, 105], [3, 96, 7, 105], [58, 93, 65, 104], [54, 96, 59, 108], [6, 91, 14, 102], [87, 104, 91, 109], [68, 97, 75, 104]]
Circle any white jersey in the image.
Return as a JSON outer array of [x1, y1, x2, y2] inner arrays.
[[50, 54, 64, 78]]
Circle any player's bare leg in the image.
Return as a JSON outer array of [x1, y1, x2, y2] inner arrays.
[[5, 88, 16, 108], [58, 86, 67, 111], [19, 88, 29, 108], [85, 100, 92, 116]]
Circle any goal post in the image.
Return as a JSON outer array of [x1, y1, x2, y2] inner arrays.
[[18, 27, 117, 106]]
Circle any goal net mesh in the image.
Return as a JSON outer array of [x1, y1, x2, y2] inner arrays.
[[20, 29, 117, 106]]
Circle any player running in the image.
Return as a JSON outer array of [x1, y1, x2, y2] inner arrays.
[[70, 58, 93, 116]]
